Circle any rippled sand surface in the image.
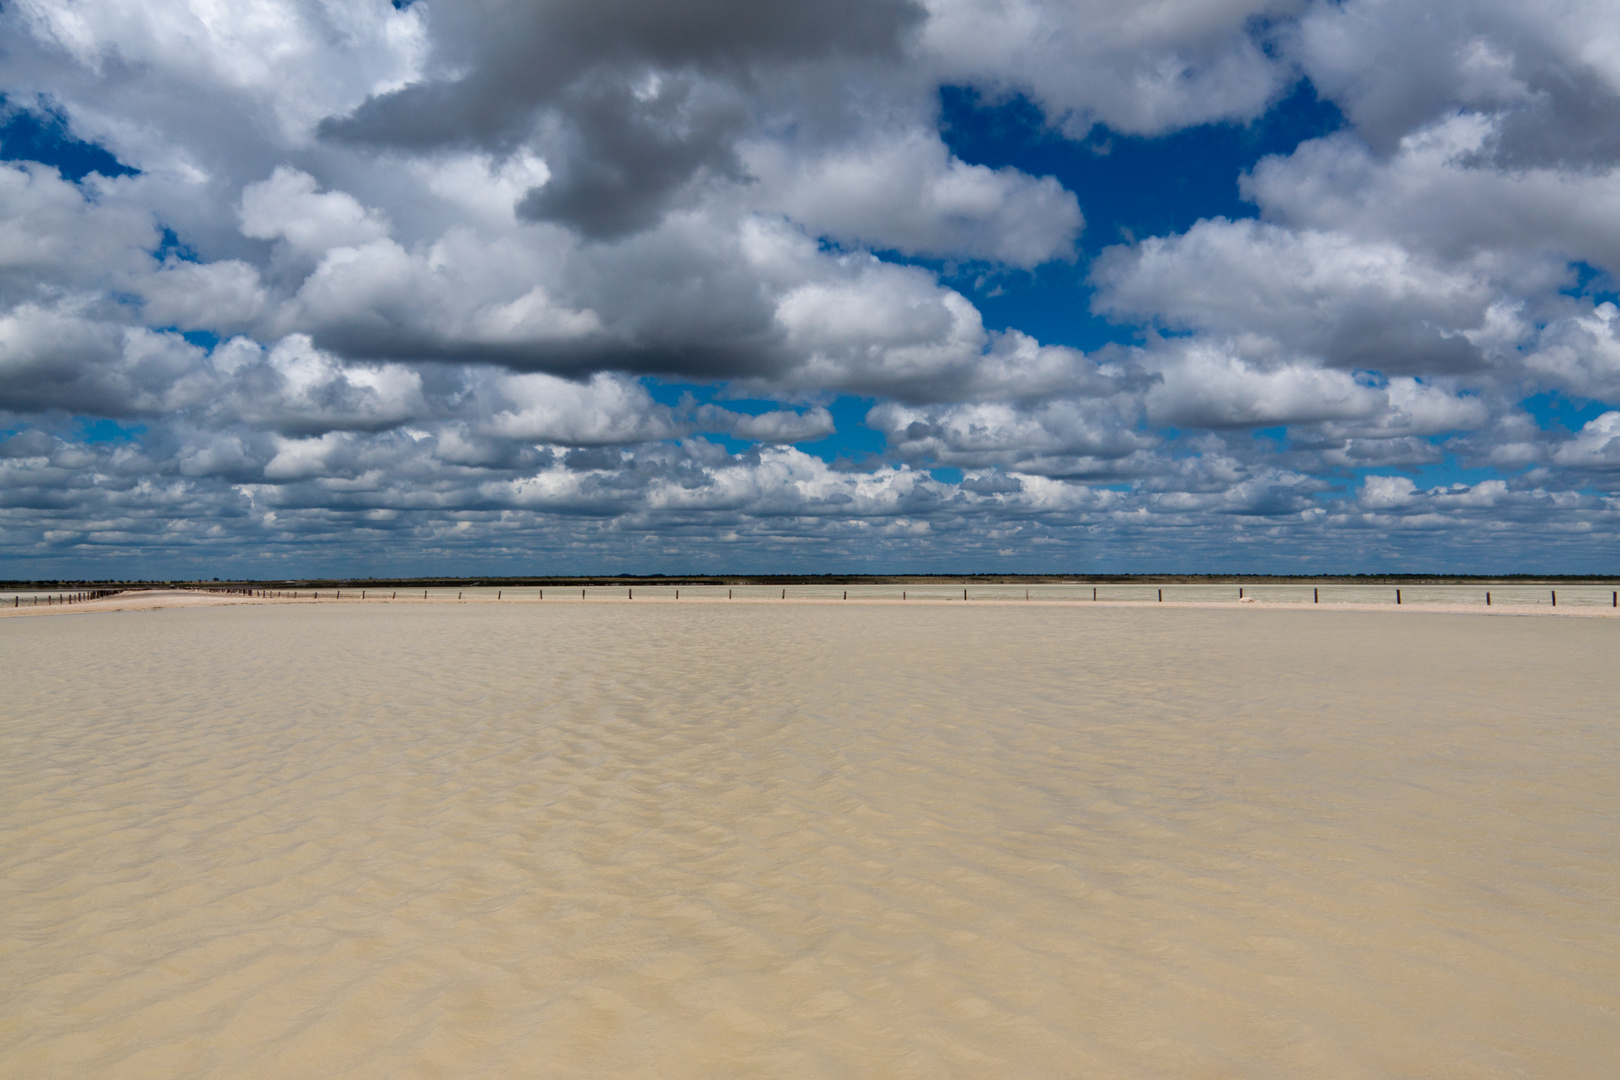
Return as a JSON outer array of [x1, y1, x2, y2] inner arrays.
[[3, 604, 1618, 1078]]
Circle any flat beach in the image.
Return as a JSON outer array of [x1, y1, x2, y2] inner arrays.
[[3, 601, 1618, 1078]]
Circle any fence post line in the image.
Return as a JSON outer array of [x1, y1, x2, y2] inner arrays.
[[1157, 589, 1162, 602], [1551, 590, 1557, 607], [1314, 587, 1319, 603], [1396, 588, 1401, 605]]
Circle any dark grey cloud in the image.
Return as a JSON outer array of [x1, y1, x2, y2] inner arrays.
[[1492, 67, 1620, 170], [323, 0, 923, 238], [326, 0, 922, 148], [514, 73, 748, 238]]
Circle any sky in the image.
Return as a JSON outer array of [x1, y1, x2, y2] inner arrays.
[[4, 0, 1620, 578]]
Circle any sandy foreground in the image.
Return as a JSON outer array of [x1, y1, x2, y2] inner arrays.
[[3, 602, 1618, 1078]]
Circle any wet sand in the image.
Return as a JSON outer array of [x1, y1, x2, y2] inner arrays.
[[3, 603, 1618, 1078]]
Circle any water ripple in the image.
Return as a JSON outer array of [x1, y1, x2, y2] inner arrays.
[[3, 605, 1618, 1078]]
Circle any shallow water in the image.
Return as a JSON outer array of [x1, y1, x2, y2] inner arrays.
[[3, 604, 1618, 1078]]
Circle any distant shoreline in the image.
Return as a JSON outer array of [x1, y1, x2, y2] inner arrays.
[[6, 572, 1620, 591], [5, 588, 1619, 620]]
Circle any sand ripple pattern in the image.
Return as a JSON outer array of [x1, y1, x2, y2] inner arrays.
[[3, 605, 1619, 1078]]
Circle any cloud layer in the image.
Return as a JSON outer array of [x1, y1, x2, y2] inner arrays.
[[2, 0, 1619, 574]]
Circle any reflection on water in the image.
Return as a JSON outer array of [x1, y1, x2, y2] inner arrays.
[[2, 604, 1618, 1078]]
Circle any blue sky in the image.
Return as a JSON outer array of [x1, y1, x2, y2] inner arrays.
[[3, 0, 1620, 577]]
